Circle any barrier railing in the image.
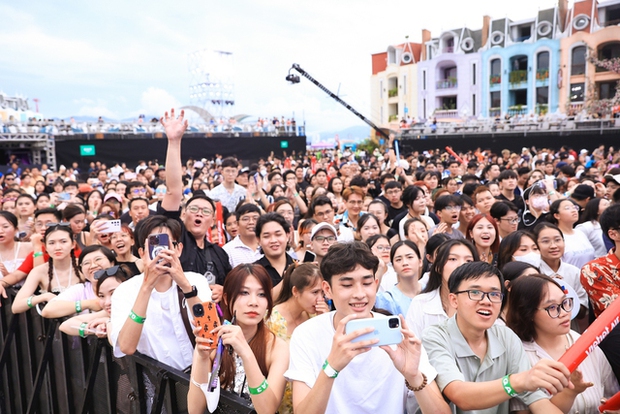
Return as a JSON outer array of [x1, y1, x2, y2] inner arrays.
[[0, 289, 255, 414]]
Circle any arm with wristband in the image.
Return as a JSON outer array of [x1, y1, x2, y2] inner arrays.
[[11, 265, 56, 314]]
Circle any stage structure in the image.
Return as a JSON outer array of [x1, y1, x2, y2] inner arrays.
[[186, 49, 235, 122]]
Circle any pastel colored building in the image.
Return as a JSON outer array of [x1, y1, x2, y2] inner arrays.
[[480, 6, 564, 118], [558, 0, 620, 115], [370, 41, 422, 128], [417, 24, 485, 120]]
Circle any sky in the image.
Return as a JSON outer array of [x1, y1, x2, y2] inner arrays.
[[1, 0, 560, 134]]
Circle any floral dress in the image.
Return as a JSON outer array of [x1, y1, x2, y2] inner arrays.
[[265, 307, 292, 414]]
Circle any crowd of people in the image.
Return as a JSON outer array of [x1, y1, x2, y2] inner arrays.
[[2, 107, 620, 413]]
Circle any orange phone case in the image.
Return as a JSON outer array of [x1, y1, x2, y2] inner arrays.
[[192, 301, 220, 348]]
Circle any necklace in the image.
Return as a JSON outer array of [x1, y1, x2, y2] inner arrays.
[[53, 264, 73, 293]]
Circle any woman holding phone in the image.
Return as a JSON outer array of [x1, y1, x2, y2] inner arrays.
[[188, 264, 288, 414]]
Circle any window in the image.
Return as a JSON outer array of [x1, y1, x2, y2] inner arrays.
[[490, 59, 501, 84], [490, 91, 501, 108], [472, 94, 476, 116], [597, 43, 620, 72], [491, 31, 504, 45], [472, 63, 477, 85], [423, 98, 426, 119], [380, 80, 383, 97], [422, 70, 426, 90], [403, 75, 407, 95], [573, 14, 590, 30], [537, 52, 549, 70], [598, 81, 619, 100], [571, 46, 586, 76], [537, 21, 552, 37], [570, 83, 585, 102], [536, 87, 549, 104]]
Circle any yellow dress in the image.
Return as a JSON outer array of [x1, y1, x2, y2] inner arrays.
[[266, 308, 293, 414]]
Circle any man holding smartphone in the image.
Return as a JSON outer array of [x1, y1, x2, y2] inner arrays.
[[285, 242, 450, 414]]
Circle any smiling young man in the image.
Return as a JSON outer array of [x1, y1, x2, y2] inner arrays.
[[309, 222, 338, 264], [222, 203, 263, 268], [422, 261, 571, 414], [285, 242, 450, 414]]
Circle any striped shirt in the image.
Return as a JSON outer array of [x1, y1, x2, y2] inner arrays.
[[222, 235, 263, 268]]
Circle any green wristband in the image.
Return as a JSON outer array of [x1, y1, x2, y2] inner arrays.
[[33, 251, 43, 258], [27, 296, 34, 308], [248, 379, 268, 395], [75, 301, 82, 313], [502, 375, 518, 397], [129, 310, 146, 324], [79, 322, 88, 338]]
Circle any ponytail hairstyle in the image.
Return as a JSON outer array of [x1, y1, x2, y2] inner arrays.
[[44, 225, 79, 291], [275, 263, 322, 305], [219, 264, 275, 390]]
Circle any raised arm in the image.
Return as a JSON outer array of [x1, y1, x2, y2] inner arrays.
[[160, 108, 188, 212]]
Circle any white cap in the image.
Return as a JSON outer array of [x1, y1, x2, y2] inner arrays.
[[310, 222, 338, 240]]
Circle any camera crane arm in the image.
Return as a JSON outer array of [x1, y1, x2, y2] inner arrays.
[[286, 63, 391, 141]]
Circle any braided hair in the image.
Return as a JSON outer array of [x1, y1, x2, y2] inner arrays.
[[44, 225, 74, 292]]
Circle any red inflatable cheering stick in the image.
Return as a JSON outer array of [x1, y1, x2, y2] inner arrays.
[[599, 391, 620, 412], [558, 297, 620, 372]]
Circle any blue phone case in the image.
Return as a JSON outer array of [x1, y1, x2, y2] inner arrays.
[[345, 316, 402, 347]]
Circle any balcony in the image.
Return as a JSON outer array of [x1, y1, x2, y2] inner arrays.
[[490, 75, 501, 85], [489, 107, 501, 117], [569, 102, 584, 113], [536, 103, 548, 115], [436, 78, 458, 89], [508, 105, 528, 115], [388, 114, 399, 122], [443, 46, 454, 53], [571, 64, 586, 76], [434, 109, 459, 119], [388, 88, 398, 98], [509, 70, 528, 85], [536, 69, 549, 81], [604, 18, 620, 27]]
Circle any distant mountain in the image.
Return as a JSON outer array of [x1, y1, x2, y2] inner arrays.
[[66, 116, 118, 123], [317, 125, 370, 141]]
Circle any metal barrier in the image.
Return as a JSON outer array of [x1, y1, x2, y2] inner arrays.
[[0, 289, 255, 414]]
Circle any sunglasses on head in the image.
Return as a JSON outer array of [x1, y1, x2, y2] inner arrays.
[[94, 265, 125, 280], [46, 222, 71, 229]]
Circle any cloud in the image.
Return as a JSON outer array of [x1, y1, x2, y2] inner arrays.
[[130, 87, 182, 117]]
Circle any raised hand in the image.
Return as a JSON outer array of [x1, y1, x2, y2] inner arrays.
[[160, 108, 188, 142]]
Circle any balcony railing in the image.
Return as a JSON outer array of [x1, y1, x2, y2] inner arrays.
[[536, 68, 549, 81], [536, 103, 549, 115], [569, 102, 584, 113], [509, 70, 528, 84], [508, 105, 528, 115], [571, 64, 586, 76], [436, 79, 458, 89], [489, 107, 502, 117], [388, 88, 398, 98], [604, 18, 620, 27], [490, 75, 501, 85], [434, 109, 459, 118]]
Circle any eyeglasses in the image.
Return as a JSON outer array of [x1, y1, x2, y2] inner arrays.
[[240, 215, 260, 223], [45, 222, 70, 229], [186, 205, 213, 216], [500, 217, 521, 224], [94, 265, 122, 280], [131, 188, 147, 195], [562, 205, 579, 211], [538, 237, 563, 246], [314, 235, 336, 243], [374, 245, 391, 252], [454, 289, 504, 303], [443, 205, 462, 212], [539, 297, 573, 318]]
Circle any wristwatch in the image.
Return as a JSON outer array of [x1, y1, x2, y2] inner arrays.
[[183, 285, 198, 299]]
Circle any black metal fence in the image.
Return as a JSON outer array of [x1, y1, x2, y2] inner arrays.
[[0, 289, 255, 414]]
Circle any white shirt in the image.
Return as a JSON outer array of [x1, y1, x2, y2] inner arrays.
[[110, 271, 211, 371], [576, 221, 608, 258], [562, 230, 596, 269], [222, 235, 263, 268], [539, 260, 588, 308], [406, 289, 447, 339], [285, 311, 437, 414]]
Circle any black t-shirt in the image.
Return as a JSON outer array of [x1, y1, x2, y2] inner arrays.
[[254, 254, 295, 288], [496, 192, 525, 215], [387, 204, 408, 225], [156, 205, 232, 285]]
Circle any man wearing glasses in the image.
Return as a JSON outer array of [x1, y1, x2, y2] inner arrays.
[[429, 195, 465, 240], [207, 157, 247, 213], [423, 262, 571, 414], [308, 222, 338, 264], [2, 173, 16, 190], [154, 109, 231, 302]]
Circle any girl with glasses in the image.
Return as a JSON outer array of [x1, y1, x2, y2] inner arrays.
[[41, 245, 116, 318], [12, 225, 81, 314], [548, 199, 595, 268], [506, 274, 619, 413], [59, 264, 128, 341]]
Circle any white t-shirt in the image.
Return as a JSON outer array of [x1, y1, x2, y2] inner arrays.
[[110, 271, 211, 371], [539, 260, 588, 308], [562, 231, 595, 269], [575, 221, 608, 258], [285, 311, 437, 414], [406, 289, 448, 339]]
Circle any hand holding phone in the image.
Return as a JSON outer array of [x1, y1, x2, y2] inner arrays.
[[192, 301, 220, 349], [148, 233, 170, 262], [99, 219, 121, 234], [345, 316, 402, 347]]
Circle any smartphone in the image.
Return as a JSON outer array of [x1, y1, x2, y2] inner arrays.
[[99, 219, 121, 234], [303, 250, 316, 263], [148, 233, 170, 261], [192, 301, 220, 349], [346, 316, 402, 347], [59, 192, 71, 201]]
